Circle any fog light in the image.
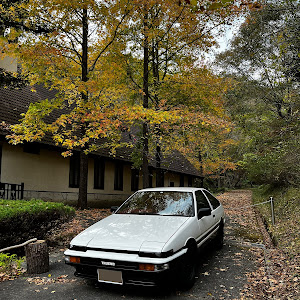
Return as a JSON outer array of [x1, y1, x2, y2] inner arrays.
[[69, 256, 81, 264], [139, 263, 155, 271]]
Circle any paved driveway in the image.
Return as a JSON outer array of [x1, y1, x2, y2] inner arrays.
[[0, 221, 255, 300]]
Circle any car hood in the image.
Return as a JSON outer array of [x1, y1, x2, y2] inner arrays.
[[70, 214, 190, 252]]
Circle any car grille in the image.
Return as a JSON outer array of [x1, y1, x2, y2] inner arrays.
[[80, 257, 139, 270]]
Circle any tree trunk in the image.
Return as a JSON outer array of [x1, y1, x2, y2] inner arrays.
[[152, 42, 164, 187], [78, 8, 89, 209], [78, 150, 88, 209], [25, 240, 49, 274], [142, 122, 149, 188], [199, 151, 204, 187], [142, 9, 150, 188], [156, 144, 164, 187]]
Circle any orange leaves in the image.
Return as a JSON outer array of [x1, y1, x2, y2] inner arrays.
[[247, 1, 263, 11], [3, 0, 239, 178]]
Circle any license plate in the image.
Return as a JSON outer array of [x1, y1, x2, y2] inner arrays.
[[97, 269, 123, 285]]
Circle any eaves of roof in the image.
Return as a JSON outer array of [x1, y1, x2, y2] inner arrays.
[[0, 84, 201, 177]]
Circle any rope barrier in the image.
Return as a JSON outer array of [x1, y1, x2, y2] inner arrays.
[[227, 199, 272, 210], [0, 238, 37, 253]]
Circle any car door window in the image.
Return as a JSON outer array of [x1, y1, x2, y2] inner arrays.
[[203, 191, 220, 210], [195, 190, 211, 219]]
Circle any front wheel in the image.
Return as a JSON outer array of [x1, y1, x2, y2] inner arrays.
[[178, 246, 197, 290]]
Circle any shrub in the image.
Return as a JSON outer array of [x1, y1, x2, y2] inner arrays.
[[0, 253, 25, 272], [0, 199, 75, 251]]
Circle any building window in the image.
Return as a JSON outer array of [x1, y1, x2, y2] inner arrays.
[[94, 157, 105, 189], [188, 176, 193, 187], [131, 169, 139, 191], [114, 162, 123, 191], [156, 170, 164, 187], [169, 181, 175, 187], [23, 143, 40, 155], [69, 153, 80, 188], [180, 174, 185, 187]]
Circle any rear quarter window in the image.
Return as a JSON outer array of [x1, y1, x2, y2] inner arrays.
[[203, 191, 221, 210]]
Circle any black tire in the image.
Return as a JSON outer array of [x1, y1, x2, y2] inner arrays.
[[215, 221, 224, 250], [178, 245, 197, 290]]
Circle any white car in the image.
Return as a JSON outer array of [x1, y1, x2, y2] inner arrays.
[[64, 187, 225, 289]]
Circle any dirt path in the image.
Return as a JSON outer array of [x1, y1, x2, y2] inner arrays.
[[0, 190, 298, 299]]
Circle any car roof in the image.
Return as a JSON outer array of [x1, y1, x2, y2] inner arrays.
[[137, 187, 206, 193]]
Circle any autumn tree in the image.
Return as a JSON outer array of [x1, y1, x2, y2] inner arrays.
[[0, 0, 50, 88], [159, 67, 236, 180], [2, 0, 135, 208], [120, 0, 244, 187]]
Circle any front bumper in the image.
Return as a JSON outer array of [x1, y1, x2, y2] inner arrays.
[[73, 263, 171, 286], [64, 248, 186, 287]]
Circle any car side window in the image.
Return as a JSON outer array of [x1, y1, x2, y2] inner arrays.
[[195, 190, 211, 211], [203, 191, 221, 210]]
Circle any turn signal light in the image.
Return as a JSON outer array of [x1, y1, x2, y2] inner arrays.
[[70, 256, 81, 264], [139, 263, 155, 271]]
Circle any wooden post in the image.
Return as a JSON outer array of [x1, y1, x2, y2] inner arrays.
[[25, 240, 49, 274]]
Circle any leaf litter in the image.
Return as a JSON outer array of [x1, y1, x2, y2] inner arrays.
[[219, 190, 299, 299]]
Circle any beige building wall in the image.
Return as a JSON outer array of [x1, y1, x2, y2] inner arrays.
[[0, 143, 132, 206], [1, 143, 69, 192], [0, 142, 192, 207], [164, 172, 180, 187], [0, 57, 18, 73]]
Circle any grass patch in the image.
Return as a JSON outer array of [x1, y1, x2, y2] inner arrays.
[[253, 186, 300, 258], [0, 199, 75, 221], [0, 199, 75, 251]]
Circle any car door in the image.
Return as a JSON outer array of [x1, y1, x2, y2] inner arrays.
[[195, 190, 215, 246], [202, 190, 223, 223]]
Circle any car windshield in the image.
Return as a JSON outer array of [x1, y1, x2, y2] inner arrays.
[[116, 191, 194, 217]]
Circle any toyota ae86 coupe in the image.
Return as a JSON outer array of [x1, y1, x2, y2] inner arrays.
[[64, 187, 225, 289]]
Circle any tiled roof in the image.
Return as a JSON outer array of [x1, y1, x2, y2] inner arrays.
[[0, 85, 57, 132], [0, 85, 201, 177]]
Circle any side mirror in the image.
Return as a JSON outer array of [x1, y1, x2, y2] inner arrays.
[[198, 207, 211, 219], [110, 206, 119, 213]]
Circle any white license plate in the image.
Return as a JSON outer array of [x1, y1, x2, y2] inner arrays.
[[97, 269, 123, 285]]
